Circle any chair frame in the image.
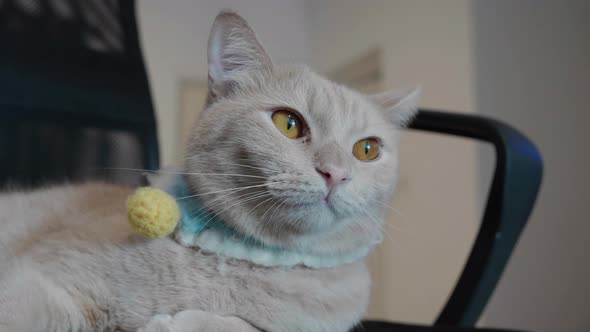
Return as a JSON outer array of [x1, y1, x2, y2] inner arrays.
[[406, 110, 543, 327]]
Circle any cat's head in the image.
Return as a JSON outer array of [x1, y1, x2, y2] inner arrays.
[[185, 11, 419, 255]]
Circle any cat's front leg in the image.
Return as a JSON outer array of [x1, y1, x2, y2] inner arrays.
[[138, 310, 260, 332], [0, 262, 89, 332]]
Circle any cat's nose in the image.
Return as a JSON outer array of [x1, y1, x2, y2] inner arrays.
[[316, 166, 352, 191]]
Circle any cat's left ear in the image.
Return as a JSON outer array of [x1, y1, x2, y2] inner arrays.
[[370, 86, 421, 127], [207, 10, 273, 104]]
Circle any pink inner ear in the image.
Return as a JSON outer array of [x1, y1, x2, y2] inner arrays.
[[207, 10, 273, 84], [369, 86, 421, 126]]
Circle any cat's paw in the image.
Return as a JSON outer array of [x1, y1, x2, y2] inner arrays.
[[139, 310, 259, 332], [174, 310, 259, 332], [137, 314, 176, 332]]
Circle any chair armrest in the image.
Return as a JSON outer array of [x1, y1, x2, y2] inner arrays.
[[408, 110, 543, 326]]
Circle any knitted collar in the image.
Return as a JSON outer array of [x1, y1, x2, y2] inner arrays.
[[158, 174, 371, 268]]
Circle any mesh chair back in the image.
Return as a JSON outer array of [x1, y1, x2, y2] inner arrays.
[[0, 0, 158, 188]]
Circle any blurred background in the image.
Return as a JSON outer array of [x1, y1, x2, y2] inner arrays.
[[0, 1, 588, 331], [139, 1, 589, 331]]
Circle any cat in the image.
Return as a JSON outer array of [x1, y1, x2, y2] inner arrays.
[[0, 10, 419, 332]]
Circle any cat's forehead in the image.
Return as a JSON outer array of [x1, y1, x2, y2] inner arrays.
[[269, 65, 387, 135]]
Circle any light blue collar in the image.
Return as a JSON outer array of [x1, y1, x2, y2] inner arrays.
[[160, 174, 371, 269]]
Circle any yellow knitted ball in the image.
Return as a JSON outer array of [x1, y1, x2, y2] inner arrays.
[[127, 187, 180, 238]]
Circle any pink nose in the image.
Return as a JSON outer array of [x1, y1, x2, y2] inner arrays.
[[316, 166, 352, 191]]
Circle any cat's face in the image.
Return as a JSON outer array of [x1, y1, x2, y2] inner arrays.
[[185, 11, 419, 250]]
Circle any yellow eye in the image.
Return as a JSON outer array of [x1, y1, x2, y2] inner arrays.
[[272, 110, 303, 139], [353, 138, 380, 161]]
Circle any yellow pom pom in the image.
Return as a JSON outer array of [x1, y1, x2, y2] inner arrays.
[[127, 187, 180, 238]]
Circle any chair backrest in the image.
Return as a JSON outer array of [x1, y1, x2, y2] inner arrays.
[[356, 111, 542, 331], [0, 0, 158, 188], [411, 110, 543, 326]]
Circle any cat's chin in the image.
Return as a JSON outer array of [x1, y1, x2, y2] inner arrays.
[[282, 215, 384, 257], [278, 192, 347, 216], [211, 193, 381, 259]]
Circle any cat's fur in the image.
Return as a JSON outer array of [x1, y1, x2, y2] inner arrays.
[[0, 10, 419, 332]]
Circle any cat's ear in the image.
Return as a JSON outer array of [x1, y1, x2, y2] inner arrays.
[[370, 86, 421, 127], [207, 10, 273, 103]]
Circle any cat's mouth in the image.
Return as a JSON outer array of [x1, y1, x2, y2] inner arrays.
[[264, 178, 347, 217], [323, 187, 339, 204], [279, 192, 341, 217]]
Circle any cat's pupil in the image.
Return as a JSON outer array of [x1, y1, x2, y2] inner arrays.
[[364, 141, 371, 155], [287, 117, 295, 130]]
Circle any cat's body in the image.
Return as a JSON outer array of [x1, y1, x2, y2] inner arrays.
[[0, 183, 369, 332], [0, 10, 419, 332]]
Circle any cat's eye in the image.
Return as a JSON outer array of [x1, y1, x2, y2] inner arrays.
[[272, 110, 303, 139], [353, 138, 380, 161]]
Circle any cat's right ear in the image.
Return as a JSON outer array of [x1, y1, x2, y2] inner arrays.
[[370, 86, 421, 127], [207, 10, 273, 104]]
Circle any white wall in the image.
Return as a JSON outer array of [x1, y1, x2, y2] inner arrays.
[[307, 0, 480, 324], [138, 0, 310, 166], [474, 1, 590, 331]]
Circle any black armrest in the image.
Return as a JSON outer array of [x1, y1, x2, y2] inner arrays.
[[407, 110, 543, 326]]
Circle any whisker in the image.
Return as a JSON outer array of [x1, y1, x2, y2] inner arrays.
[[374, 199, 403, 217], [360, 199, 405, 234], [342, 193, 397, 242], [102, 167, 267, 179], [268, 197, 289, 223], [198, 192, 273, 231], [185, 161, 280, 174], [192, 190, 268, 221], [234, 158, 312, 168], [260, 193, 288, 223], [247, 194, 287, 246], [349, 207, 383, 242], [176, 181, 282, 200], [353, 216, 378, 240], [219, 163, 279, 173], [356, 197, 408, 245], [241, 192, 282, 223], [194, 192, 269, 230], [338, 196, 380, 241], [357, 203, 396, 243]]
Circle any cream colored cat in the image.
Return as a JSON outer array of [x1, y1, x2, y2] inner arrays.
[[0, 10, 419, 332]]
